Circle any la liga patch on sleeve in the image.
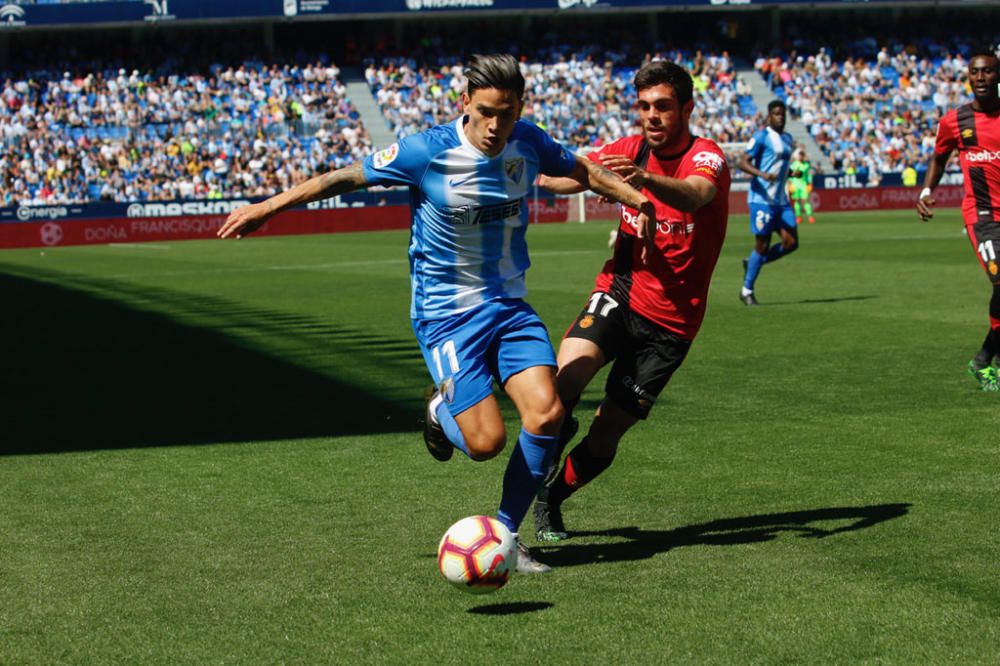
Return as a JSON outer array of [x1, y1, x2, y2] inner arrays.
[[372, 143, 399, 169]]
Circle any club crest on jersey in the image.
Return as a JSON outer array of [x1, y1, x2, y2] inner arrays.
[[504, 158, 525, 185], [373, 143, 399, 169]]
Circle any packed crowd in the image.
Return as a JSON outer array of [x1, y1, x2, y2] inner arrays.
[[757, 47, 975, 181], [2, 59, 372, 205], [4, 28, 996, 206], [367, 47, 759, 150]]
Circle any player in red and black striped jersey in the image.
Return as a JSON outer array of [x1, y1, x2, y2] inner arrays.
[[532, 60, 730, 540], [918, 49, 1000, 391]]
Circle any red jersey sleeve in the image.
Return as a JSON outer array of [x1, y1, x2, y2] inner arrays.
[[934, 111, 959, 157], [587, 135, 642, 164], [683, 143, 728, 186]]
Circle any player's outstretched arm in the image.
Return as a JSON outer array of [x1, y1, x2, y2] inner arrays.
[[218, 163, 369, 239], [601, 152, 717, 213], [537, 173, 588, 195], [571, 155, 657, 261], [916, 152, 951, 221]]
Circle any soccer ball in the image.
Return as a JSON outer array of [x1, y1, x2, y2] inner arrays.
[[437, 515, 517, 594]]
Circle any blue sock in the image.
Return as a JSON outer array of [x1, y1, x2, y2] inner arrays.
[[435, 401, 471, 458], [764, 241, 797, 263], [496, 427, 557, 534], [744, 250, 766, 290]]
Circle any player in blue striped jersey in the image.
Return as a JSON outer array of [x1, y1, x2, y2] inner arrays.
[[219, 54, 656, 572], [738, 100, 799, 306]]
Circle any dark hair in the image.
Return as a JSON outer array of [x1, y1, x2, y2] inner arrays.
[[465, 54, 525, 99], [633, 60, 693, 106], [969, 47, 999, 64], [767, 99, 787, 113]]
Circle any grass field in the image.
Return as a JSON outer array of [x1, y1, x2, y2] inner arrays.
[[2, 209, 998, 664]]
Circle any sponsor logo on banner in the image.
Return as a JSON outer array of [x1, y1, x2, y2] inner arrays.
[[283, 0, 298, 16], [17, 206, 69, 221], [39, 222, 63, 246], [297, 0, 329, 12], [406, 0, 493, 9], [143, 0, 175, 22], [126, 200, 251, 218], [557, 0, 598, 8], [0, 4, 26, 26]]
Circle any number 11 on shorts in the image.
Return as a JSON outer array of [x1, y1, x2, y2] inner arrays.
[[432, 340, 460, 382]]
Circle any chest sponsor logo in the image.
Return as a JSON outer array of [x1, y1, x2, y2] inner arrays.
[[966, 149, 1000, 163], [504, 158, 525, 185], [450, 199, 521, 225], [372, 143, 399, 169], [621, 208, 694, 236]]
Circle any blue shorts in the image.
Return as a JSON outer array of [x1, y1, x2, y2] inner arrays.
[[749, 203, 797, 237], [412, 299, 556, 416]]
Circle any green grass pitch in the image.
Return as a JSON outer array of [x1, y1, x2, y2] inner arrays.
[[1, 209, 997, 663]]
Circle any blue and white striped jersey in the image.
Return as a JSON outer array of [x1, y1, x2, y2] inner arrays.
[[362, 117, 576, 320], [745, 127, 794, 207]]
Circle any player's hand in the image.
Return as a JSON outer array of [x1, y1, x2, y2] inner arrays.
[[600, 154, 647, 189], [916, 193, 936, 221], [762, 172, 778, 183], [634, 201, 657, 263], [218, 201, 274, 239]]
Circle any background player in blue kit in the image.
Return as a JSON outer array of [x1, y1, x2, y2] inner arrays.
[[218, 54, 656, 573], [738, 99, 798, 306]]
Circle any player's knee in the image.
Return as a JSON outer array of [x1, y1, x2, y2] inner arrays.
[[521, 398, 564, 437], [783, 238, 798, 253], [465, 429, 506, 461]]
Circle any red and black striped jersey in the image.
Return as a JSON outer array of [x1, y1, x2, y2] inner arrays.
[[587, 135, 730, 340], [934, 104, 1000, 224]]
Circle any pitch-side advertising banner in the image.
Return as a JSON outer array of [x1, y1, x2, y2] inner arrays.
[[1, 186, 964, 250], [0, 0, 904, 28]]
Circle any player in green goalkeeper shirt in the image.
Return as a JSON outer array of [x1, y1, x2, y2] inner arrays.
[[788, 149, 815, 224]]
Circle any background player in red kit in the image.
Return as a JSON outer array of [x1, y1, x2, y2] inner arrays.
[[917, 49, 1000, 391], [533, 60, 731, 540]]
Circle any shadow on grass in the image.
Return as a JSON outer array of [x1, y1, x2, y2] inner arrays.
[[759, 295, 878, 306], [536, 503, 910, 568], [0, 271, 423, 454], [468, 601, 553, 615]]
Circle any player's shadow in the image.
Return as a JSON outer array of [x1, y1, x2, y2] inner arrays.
[[0, 270, 422, 454], [759, 295, 878, 306], [536, 503, 910, 567]]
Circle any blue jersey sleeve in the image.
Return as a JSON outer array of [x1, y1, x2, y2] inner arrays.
[[362, 135, 431, 188], [744, 130, 765, 164], [521, 122, 576, 177]]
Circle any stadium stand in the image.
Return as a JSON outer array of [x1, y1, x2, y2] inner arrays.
[[1, 57, 372, 204]]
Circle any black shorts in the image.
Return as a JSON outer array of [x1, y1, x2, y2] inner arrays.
[[564, 291, 691, 420], [968, 220, 1000, 285]]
